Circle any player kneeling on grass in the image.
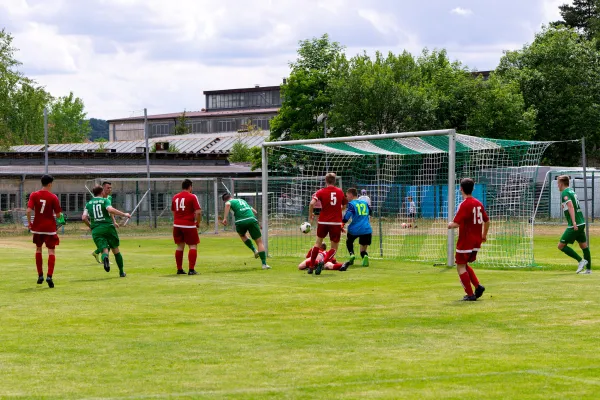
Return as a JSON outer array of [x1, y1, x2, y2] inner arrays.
[[556, 175, 592, 274], [82, 186, 131, 277], [343, 187, 372, 268], [172, 179, 202, 275], [26, 174, 63, 288], [222, 193, 270, 270], [298, 243, 350, 273], [448, 178, 489, 301]]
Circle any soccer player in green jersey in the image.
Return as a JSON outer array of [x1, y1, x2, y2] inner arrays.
[[82, 186, 131, 277], [91, 181, 119, 264], [557, 175, 591, 274], [221, 193, 270, 270]]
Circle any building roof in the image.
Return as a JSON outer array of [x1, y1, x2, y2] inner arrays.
[[10, 132, 269, 155], [107, 107, 280, 123], [203, 85, 280, 95]]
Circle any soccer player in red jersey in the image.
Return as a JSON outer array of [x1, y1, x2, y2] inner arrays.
[[26, 175, 63, 288], [298, 243, 349, 273], [172, 179, 202, 275], [308, 173, 348, 275], [448, 178, 490, 301]]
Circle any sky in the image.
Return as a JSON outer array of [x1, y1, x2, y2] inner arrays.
[[0, 0, 571, 119]]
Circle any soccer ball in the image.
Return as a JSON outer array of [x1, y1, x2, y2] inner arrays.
[[401, 223, 408, 229], [300, 222, 311, 234]]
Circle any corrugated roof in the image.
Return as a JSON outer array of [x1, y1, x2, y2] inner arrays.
[[107, 107, 279, 122], [0, 164, 258, 176], [10, 133, 269, 155]]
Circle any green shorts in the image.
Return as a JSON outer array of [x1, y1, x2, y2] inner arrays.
[[560, 226, 587, 245], [235, 220, 262, 240], [92, 224, 120, 251]]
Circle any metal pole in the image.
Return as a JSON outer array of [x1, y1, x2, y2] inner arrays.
[[447, 130, 457, 267], [43, 107, 48, 174], [376, 155, 383, 257], [213, 179, 219, 234], [144, 108, 152, 228], [582, 138, 590, 245], [261, 146, 269, 254]]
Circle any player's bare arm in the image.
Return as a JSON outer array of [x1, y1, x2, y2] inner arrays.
[[448, 222, 460, 229], [106, 206, 131, 219], [482, 220, 490, 242], [82, 209, 91, 228], [222, 202, 231, 225], [309, 198, 316, 221], [566, 201, 578, 231], [26, 207, 33, 228], [194, 208, 202, 227]]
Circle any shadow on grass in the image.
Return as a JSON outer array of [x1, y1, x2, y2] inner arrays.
[[70, 277, 119, 282]]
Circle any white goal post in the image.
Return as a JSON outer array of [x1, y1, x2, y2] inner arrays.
[[261, 129, 458, 266]]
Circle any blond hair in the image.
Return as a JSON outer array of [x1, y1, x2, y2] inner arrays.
[[557, 175, 570, 187]]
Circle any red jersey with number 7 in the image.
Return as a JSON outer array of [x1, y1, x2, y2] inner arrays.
[[453, 196, 489, 253], [27, 190, 62, 234], [313, 186, 347, 225], [172, 191, 201, 228]]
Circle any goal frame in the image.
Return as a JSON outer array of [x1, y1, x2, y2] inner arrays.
[[261, 129, 457, 266]]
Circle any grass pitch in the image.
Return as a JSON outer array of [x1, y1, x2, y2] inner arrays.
[[1, 234, 599, 399]]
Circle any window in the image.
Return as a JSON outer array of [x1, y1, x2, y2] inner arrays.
[[186, 120, 209, 133], [151, 123, 170, 137], [217, 119, 234, 132], [0, 194, 7, 210]]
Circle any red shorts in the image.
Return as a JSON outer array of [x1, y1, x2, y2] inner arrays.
[[173, 227, 200, 245], [316, 223, 342, 243], [455, 251, 478, 265], [32, 234, 60, 249]]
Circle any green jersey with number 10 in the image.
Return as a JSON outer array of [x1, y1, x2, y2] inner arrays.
[[85, 197, 113, 229], [561, 188, 585, 228]]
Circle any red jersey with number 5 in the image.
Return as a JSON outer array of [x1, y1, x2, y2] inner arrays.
[[27, 190, 62, 234], [453, 196, 489, 252], [172, 191, 201, 228], [314, 186, 347, 225]]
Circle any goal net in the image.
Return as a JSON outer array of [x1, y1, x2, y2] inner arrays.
[[261, 130, 553, 267]]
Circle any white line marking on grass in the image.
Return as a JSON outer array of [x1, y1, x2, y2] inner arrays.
[[79, 366, 600, 399]]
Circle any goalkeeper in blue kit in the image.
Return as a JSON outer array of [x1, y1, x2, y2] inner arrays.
[[342, 188, 373, 268]]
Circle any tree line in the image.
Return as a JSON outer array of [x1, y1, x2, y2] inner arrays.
[[0, 29, 91, 149], [268, 1, 600, 166]]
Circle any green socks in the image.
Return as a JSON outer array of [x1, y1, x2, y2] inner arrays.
[[561, 246, 582, 262], [258, 251, 267, 265], [101, 253, 109, 262], [244, 239, 257, 253], [95, 249, 101, 255], [114, 253, 124, 274], [583, 247, 591, 269]]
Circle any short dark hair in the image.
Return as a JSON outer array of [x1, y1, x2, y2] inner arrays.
[[347, 188, 358, 197], [41, 175, 54, 186], [182, 179, 193, 190], [222, 193, 232, 202], [325, 173, 336, 185], [102, 181, 111, 187], [92, 185, 104, 196], [460, 178, 475, 195], [320, 243, 327, 251]]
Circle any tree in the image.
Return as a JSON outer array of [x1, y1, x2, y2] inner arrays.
[[228, 141, 253, 163], [556, 0, 600, 41], [173, 111, 190, 135], [88, 118, 109, 141], [497, 26, 600, 164], [269, 34, 345, 141], [48, 92, 91, 143]]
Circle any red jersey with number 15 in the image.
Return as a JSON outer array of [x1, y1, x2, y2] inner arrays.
[[172, 191, 201, 228], [453, 196, 489, 253], [27, 190, 62, 234], [313, 186, 347, 224]]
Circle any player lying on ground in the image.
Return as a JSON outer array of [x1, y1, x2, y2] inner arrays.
[[556, 175, 592, 274], [343, 187, 372, 267], [308, 172, 348, 275], [91, 181, 118, 264], [298, 243, 350, 273], [26, 174, 63, 288], [172, 179, 202, 275], [222, 193, 270, 270], [82, 185, 131, 277], [448, 178, 488, 301]]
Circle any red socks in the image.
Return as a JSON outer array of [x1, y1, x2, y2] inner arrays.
[[175, 250, 184, 270], [47, 255, 55, 277], [35, 253, 43, 276], [323, 249, 336, 263], [459, 272, 474, 296], [330, 263, 343, 270], [188, 249, 197, 271], [309, 246, 320, 269], [466, 265, 480, 287]]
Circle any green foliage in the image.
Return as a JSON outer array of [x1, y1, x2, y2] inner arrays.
[[556, 0, 600, 42], [228, 141, 253, 163], [88, 118, 109, 141], [173, 111, 190, 135], [48, 92, 91, 143], [497, 26, 600, 164], [150, 143, 180, 153]]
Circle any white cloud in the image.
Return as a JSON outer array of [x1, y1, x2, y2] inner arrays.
[[451, 7, 473, 16]]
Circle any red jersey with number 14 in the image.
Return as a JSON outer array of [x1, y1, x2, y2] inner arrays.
[[172, 191, 201, 228], [314, 186, 347, 224], [28, 190, 62, 234], [453, 196, 489, 253]]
